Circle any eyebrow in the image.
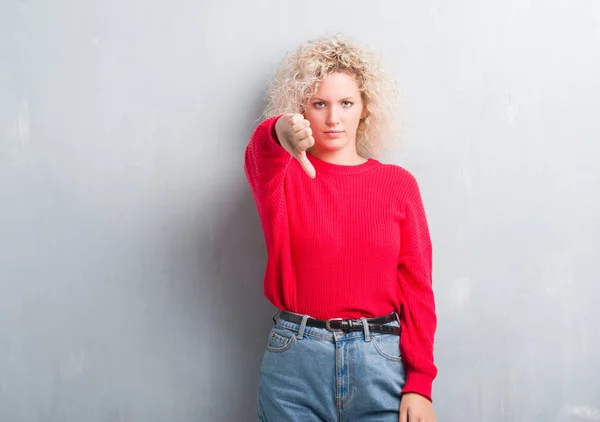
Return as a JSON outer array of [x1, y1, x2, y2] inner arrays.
[[312, 97, 356, 102]]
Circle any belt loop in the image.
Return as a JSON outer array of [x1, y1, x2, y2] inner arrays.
[[360, 317, 371, 342], [271, 309, 280, 325], [394, 311, 402, 335], [296, 314, 309, 340]]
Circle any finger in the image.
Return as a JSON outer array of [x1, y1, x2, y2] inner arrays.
[[295, 127, 312, 142], [292, 119, 310, 133], [289, 113, 304, 126], [296, 152, 316, 178], [399, 407, 408, 422], [297, 136, 315, 151]]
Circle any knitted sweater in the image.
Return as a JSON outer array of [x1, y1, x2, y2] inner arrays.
[[244, 115, 437, 401]]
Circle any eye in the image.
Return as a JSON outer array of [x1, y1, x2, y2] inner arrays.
[[342, 101, 354, 107], [313, 102, 326, 108]]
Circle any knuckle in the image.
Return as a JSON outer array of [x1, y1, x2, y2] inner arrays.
[[288, 115, 299, 126]]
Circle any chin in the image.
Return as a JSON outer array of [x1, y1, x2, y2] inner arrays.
[[315, 139, 348, 152]]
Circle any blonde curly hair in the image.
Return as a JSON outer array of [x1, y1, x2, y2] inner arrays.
[[263, 34, 401, 158]]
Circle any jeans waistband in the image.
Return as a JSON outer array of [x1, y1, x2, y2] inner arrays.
[[272, 310, 401, 342]]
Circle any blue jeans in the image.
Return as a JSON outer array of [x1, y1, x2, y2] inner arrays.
[[257, 312, 406, 421]]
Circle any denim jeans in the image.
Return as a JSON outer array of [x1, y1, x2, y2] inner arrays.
[[257, 312, 406, 421]]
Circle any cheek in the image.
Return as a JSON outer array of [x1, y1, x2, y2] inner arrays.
[[346, 111, 363, 127], [303, 114, 320, 130]]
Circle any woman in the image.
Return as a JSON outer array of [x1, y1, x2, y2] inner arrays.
[[245, 34, 437, 422]]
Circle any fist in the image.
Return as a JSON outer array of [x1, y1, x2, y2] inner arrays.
[[399, 393, 436, 422], [275, 113, 316, 178]]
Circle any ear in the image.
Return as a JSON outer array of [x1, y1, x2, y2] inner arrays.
[[360, 103, 369, 120]]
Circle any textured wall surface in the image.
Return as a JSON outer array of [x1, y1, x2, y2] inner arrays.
[[1, 1, 599, 420]]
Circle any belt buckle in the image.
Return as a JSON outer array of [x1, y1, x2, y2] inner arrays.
[[325, 318, 344, 333]]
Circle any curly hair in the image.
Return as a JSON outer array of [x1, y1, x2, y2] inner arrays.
[[263, 34, 401, 158]]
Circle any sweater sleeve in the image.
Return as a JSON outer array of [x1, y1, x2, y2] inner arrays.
[[244, 115, 296, 305], [244, 114, 292, 203], [397, 174, 438, 402]]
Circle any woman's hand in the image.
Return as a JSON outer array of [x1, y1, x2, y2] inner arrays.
[[275, 113, 316, 178], [400, 393, 436, 422]]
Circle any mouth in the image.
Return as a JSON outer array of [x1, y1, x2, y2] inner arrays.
[[324, 131, 344, 134]]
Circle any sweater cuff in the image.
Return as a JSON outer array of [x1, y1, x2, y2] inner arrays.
[[266, 115, 284, 151], [402, 371, 434, 402]]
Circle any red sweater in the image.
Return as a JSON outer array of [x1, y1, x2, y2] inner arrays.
[[244, 116, 437, 401]]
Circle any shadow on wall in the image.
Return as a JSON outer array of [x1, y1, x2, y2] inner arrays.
[[205, 184, 275, 419], [154, 91, 274, 420], [160, 175, 273, 421], [195, 114, 275, 420]]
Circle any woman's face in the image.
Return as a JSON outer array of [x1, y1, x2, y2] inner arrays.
[[304, 72, 365, 156]]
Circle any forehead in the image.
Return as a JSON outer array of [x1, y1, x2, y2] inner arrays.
[[313, 72, 360, 97]]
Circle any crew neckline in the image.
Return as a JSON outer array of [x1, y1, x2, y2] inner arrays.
[[307, 153, 379, 175]]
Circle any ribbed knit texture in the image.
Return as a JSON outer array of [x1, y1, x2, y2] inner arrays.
[[244, 115, 438, 401]]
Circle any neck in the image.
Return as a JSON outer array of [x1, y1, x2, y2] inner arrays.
[[308, 146, 367, 166]]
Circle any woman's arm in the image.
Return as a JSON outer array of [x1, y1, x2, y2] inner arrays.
[[396, 173, 438, 402], [244, 114, 316, 205], [245, 115, 290, 205], [244, 114, 316, 307], [244, 116, 293, 255]]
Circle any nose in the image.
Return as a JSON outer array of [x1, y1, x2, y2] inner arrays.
[[326, 105, 340, 127]]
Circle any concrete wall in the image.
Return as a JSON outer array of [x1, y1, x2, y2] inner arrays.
[[1, 0, 599, 420]]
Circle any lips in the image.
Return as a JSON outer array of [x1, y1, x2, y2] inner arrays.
[[323, 131, 344, 139]]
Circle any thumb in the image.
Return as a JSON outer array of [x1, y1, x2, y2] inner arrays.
[[296, 151, 316, 179]]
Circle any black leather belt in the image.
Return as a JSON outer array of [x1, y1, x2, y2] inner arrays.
[[278, 311, 400, 335]]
